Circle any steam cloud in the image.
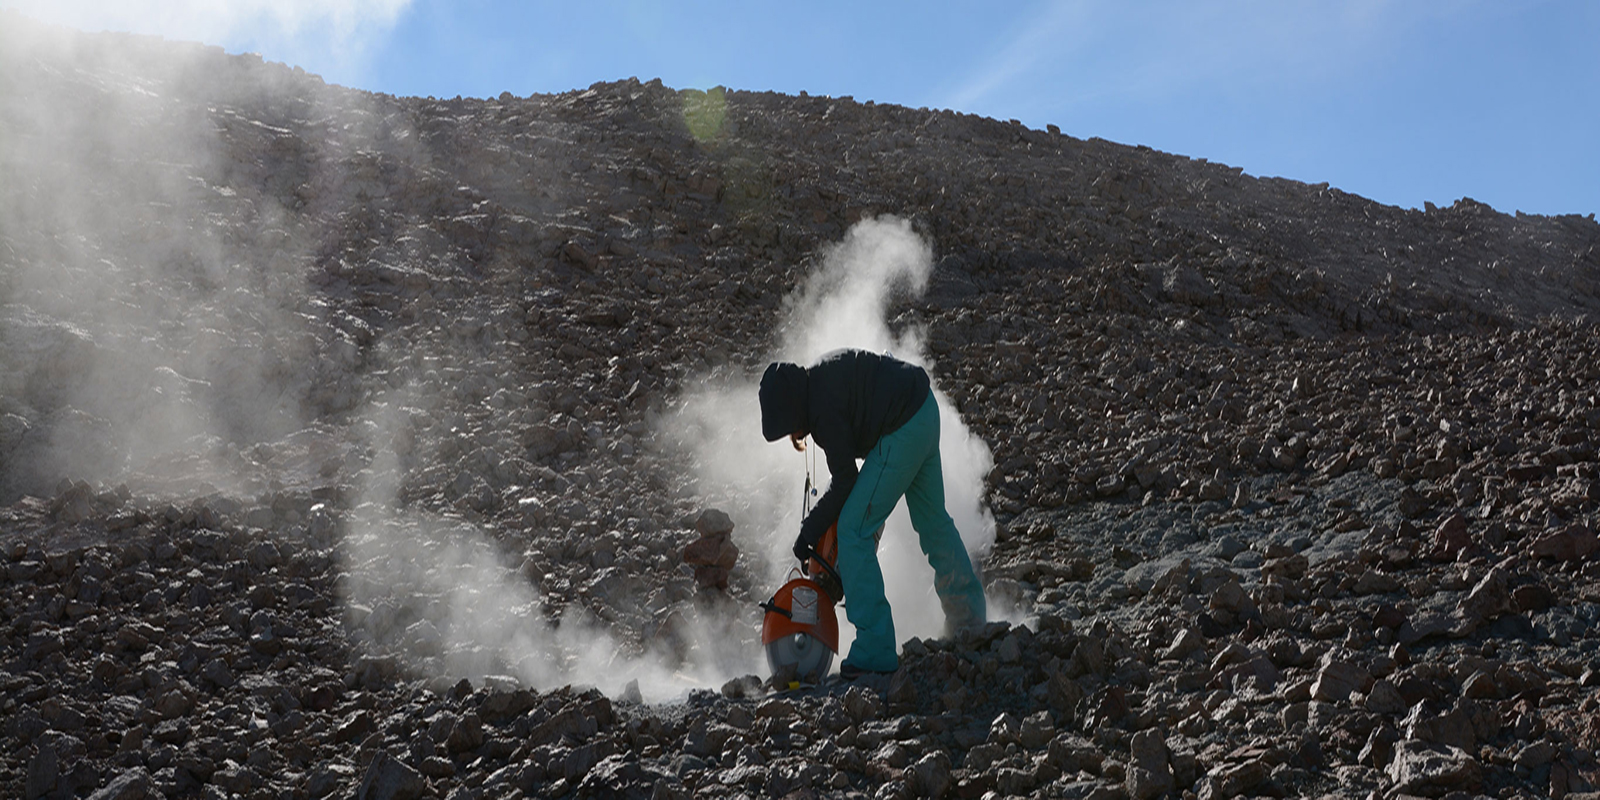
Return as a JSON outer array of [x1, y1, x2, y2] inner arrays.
[[667, 215, 1001, 663]]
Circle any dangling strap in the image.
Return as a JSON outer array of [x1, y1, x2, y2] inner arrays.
[[801, 436, 816, 519]]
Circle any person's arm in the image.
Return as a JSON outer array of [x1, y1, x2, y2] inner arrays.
[[796, 446, 857, 557]]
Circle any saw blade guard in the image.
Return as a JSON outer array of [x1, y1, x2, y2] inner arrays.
[[765, 629, 835, 683]]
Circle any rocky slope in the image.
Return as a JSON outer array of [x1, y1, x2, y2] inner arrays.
[[2, 13, 1598, 800]]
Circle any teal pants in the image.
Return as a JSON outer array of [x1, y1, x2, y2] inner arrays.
[[836, 393, 986, 672]]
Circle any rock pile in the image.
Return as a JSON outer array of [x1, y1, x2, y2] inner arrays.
[[682, 509, 740, 591], [7, 488, 1593, 799], [1, 13, 1598, 800]]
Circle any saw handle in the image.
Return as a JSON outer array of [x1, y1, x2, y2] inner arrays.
[[796, 541, 844, 602], [806, 521, 844, 572], [803, 543, 843, 585]]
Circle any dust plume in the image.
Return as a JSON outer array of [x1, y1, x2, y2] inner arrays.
[[340, 386, 754, 702], [0, 14, 329, 501], [665, 215, 1002, 671]]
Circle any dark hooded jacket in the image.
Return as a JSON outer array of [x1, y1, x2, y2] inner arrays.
[[760, 349, 931, 547]]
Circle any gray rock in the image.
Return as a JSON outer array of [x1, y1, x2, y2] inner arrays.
[[886, 666, 918, 708], [1385, 739, 1482, 795], [907, 751, 952, 798], [1363, 678, 1407, 714], [201, 657, 234, 689], [1196, 759, 1267, 800], [842, 686, 882, 723], [994, 766, 1038, 796], [1402, 703, 1477, 750], [306, 763, 357, 799], [355, 751, 428, 800], [1458, 566, 1511, 621], [693, 508, 735, 536], [1125, 729, 1173, 800], [1311, 659, 1372, 702], [1019, 710, 1056, 750], [84, 767, 151, 800], [577, 754, 678, 798], [987, 711, 1021, 745], [25, 743, 57, 800], [1162, 628, 1206, 660], [212, 761, 258, 795]]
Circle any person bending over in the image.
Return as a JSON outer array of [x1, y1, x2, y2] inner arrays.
[[759, 349, 986, 677]]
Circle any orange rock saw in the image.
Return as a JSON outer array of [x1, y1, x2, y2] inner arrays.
[[759, 523, 843, 685]]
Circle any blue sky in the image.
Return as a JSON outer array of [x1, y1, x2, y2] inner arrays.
[[8, 1, 1599, 217]]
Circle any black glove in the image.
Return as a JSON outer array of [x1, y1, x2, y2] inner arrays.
[[792, 529, 820, 563]]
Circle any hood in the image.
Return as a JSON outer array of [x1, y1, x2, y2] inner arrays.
[[759, 362, 808, 442]]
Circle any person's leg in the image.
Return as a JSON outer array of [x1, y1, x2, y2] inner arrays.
[[834, 411, 933, 672], [904, 443, 987, 633]]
